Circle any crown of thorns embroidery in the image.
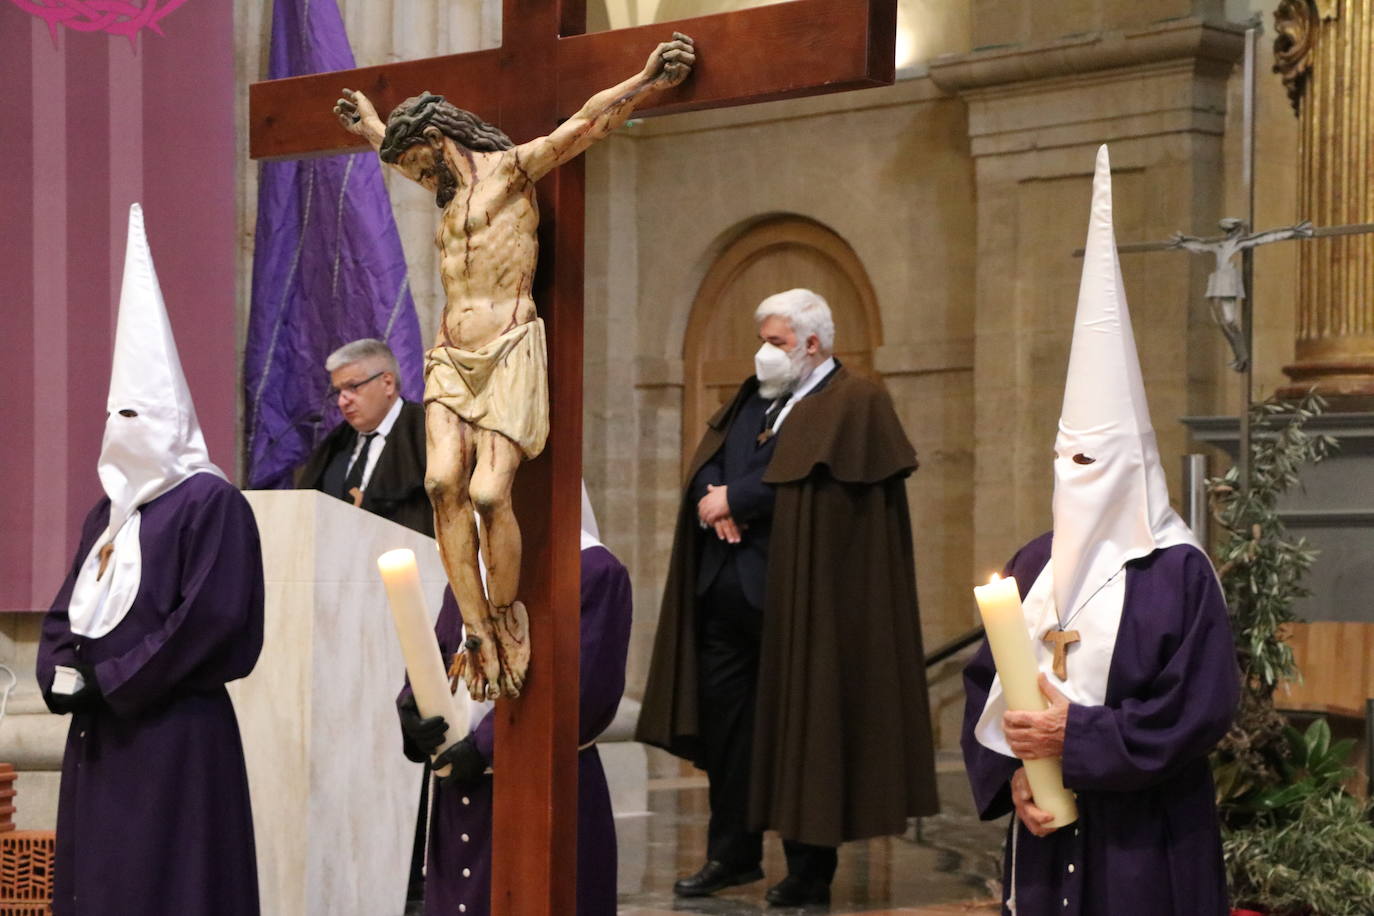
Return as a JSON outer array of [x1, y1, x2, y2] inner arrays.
[[9, 0, 189, 48]]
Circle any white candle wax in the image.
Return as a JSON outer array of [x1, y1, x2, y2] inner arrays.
[[973, 574, 1079, 829], [378, 548, 464, 777]]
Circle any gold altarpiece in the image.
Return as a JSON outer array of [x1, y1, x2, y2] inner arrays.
[[1276, 0, 1374, 398]]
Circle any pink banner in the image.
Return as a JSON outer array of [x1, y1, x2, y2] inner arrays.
[[8, 0, 190, 47]]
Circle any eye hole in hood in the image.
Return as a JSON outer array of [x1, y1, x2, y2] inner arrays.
[[118, 409, 139, 418], [1072, 453, 1096, 465]]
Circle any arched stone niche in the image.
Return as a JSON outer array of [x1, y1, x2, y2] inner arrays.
[[680, 215, 883, 468]]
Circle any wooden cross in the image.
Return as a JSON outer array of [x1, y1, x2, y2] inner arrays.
[[249, 2, 896, 913], [1042, 628, 1081, 681]]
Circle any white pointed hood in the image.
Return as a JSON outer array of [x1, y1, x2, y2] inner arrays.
[[1050, 145, 1198, 619], [975, 147, 1198, 757], [581, 481, 602, 551], [67, 204, 226, 638]]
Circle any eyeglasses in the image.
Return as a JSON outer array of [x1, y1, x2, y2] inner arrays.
[[328, 371, 386, 400]]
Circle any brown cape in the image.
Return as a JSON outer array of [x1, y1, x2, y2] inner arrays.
[[636, 367, 939, 847]]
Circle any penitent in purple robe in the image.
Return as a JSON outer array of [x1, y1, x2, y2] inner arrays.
[[36, 472, 264, 916], [401, 545, 632, 916], [961, 533, 1239, 916]]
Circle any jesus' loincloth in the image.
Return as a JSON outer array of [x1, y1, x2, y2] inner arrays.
[[424, 318, 549, 460]]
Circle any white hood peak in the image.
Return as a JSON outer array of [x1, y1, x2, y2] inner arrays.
[[1051, 145, 1198, 617], [68, 204, 226, 638]]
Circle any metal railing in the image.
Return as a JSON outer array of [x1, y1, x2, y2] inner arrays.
[[925, 627, 983, 668]]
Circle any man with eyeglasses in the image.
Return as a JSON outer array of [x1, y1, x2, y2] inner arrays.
[[297, 338, 433, 536]]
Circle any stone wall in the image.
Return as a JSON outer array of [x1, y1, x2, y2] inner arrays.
[[972, 0, 1226, 48]]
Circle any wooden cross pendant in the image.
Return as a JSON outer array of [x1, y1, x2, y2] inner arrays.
[[96, 542, 115, 581], [1042, 628, 1081, 681]]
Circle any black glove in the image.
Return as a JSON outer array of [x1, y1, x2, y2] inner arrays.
[[45, 665, 101, 716], [397, 693, 449, 760], [433, 735, 487, 790]]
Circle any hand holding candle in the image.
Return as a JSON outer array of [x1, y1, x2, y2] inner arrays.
[[973, 574, 1078, 829], [378, 548, 465, 778]]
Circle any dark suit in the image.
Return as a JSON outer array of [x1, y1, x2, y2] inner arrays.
[[296, 399, 433, 537], [690, 365, 838, 883], [692, 392, 777, 609]]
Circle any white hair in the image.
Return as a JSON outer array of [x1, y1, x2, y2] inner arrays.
[[753, 288, 835, 354], [324, 338, 399, 375]]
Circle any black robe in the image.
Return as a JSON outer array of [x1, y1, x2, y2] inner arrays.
[[637, 367, 939, 847], [296, 398, 433, 536]]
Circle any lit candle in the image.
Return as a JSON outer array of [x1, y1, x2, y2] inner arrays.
[[973, 573, 1078, 829], [378, 548, 464, 778]]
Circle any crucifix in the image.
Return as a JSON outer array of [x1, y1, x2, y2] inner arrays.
[[248, 1, 897, 913], [1041, 628, 1080, 681]]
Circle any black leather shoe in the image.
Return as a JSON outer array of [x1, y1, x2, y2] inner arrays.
[[673, 860, 765, 897], [765, 875, 831, 906]]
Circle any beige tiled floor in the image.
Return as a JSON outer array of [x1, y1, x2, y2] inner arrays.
[[615, 753, 1007, 915]]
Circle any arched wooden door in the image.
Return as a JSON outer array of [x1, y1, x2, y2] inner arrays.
[[681, 216, 883, 467]]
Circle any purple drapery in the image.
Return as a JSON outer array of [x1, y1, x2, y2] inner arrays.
[[243, 0, 425, 489]]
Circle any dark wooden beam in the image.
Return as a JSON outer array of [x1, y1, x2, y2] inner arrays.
[[557, 0, 897, 118], [247, 50, 501, 160], [489, 0, 581, 911], [247, 0, 896, 161]]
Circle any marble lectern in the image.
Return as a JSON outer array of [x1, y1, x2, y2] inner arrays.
[[233, 490, 449, 916]]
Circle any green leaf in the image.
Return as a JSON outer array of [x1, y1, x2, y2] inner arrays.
[[1305, 717, 1331, 761]]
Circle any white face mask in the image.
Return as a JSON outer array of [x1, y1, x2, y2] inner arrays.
[[754, 342, 807, 399]]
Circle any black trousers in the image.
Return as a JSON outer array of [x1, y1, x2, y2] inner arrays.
[[697, 560, 838, 884]]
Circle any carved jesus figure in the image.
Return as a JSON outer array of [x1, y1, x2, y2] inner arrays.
[[1171, 217, 1313, 372], [336, 34, 695, 700]]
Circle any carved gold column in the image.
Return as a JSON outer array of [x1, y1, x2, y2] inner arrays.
[[1275, 0, 1374, 398]]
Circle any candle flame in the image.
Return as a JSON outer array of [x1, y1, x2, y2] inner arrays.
[[377, 547, 417, 574], [988, 573, 1002, 585]]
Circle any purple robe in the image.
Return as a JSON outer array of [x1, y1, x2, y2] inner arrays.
[[961, 533, 1238, 915], [401, 545, 632, 916], [36, 472, 264, 916]]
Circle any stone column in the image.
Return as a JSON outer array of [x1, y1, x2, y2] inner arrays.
[[1275, 0, 1374, 398]]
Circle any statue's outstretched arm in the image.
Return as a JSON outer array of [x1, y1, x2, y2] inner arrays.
[[1169, 232, 1213, 254], [1241, 220, 1315, 249], [515, 33, 695, 181]]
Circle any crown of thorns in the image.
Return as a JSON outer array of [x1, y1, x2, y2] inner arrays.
[[379, 92, 515, 160]]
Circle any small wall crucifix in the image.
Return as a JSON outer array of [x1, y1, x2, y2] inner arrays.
[[1042, 628, 1081, 680]]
